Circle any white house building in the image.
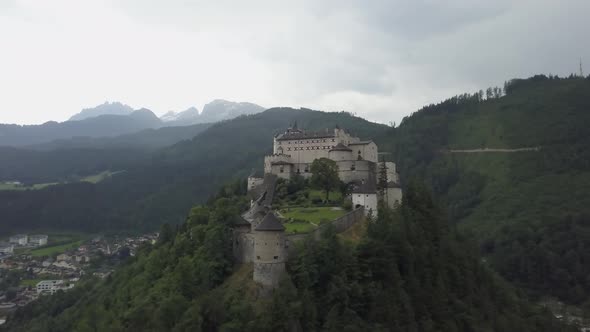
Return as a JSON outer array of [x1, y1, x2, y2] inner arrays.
[[0, 243, 14, 255], [36, 280, 73, 295], [28, 235, 48, 246], [9, 234, 28, 246]]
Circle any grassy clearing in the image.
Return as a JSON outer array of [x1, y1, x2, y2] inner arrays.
[[0, 170, 124, 191], [29, 240, 84, 257], [0, 182, 58, 191], [20, 279, 44, 287], [282, 207, 346, 224], [281, 207, 347, 234], [284, 221, 317, 234], [80, 170, 125, 184]]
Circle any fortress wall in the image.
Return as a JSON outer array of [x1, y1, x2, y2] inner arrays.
[[350, 141, 378, 163], [384, 162, 398, 182], [253, 231, 287, 288], [264, 154, 292, 173], [233, 232, 255, 263], [253, 231, 287, 263], [286, 207, 365, 255], [247, 177, 264, 191], [336, 160, 374, 183], [253, 262, 285, 288], [270, 164, 292, 180], [386, 187, 403, 209]]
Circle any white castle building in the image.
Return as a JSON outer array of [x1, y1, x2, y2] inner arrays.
[[251, 125, 402, 214]]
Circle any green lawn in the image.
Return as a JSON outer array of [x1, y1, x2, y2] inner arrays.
[[282, 207, 346, 225], [281, 207, 347, 234], [283, 221, 317, 234], [308, 189, 343, 203], [20, 279, 44, 287], [29, 240, 84, 257]]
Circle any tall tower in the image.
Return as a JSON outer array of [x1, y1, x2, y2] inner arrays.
[[580, 58, 585, 77], [253, 212, 286, 288]]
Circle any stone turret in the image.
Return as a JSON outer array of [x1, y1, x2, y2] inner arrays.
[[253, 212, 286, 288]]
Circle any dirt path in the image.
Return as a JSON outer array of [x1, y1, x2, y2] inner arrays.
[[442, 147, 541, 153]]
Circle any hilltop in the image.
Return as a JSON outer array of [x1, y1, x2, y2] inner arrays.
[[1, 182, 573, 331]]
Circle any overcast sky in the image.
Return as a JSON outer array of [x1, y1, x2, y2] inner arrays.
[[1, 0, 588, 125]]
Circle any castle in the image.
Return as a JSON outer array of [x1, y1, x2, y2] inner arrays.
[[234, 125, 402, 289]]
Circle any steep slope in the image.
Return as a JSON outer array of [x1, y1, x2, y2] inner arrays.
[[0, 109, 163, 147], [2, 183, 573, 331], [385, 75, 590, 305], [0, 108, 388, 235], [69, 101, 133, 121]]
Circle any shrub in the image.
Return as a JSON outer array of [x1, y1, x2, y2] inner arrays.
[[342, 199, 353, 211]]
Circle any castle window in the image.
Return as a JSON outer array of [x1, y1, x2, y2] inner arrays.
[[331, 139, 335, 142], [287, 148, 291, 151], [274, 256, 279, 259], [351, 163, 356, 170], [257, 256, 260, 259], [306, 147, 309, 150], [279, 167, 284, 173]]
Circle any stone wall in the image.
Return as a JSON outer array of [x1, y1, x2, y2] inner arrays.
[[233, 231, 254, 263], [253, 262, 286, 288], [336, 160, 375, 183], [286, 207, 365, 254]]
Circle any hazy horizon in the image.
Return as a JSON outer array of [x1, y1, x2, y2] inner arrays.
[[1, 0, 589, 125]]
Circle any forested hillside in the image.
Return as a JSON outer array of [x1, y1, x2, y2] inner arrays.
[[2, 182, 573, 332], [0, 108, 388, 235], [26, 122, 212, 151], [383, 75, 590, 306], [0, 109, 163, 147]]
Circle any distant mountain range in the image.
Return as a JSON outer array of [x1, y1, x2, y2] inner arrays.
[[159, 100, 265, 126], [69, 101, 134, 121], [0, 109, 162, 147], [0, 99, 265, 147]]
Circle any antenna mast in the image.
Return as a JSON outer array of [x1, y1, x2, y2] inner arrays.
[[580, 58, 584, 77]]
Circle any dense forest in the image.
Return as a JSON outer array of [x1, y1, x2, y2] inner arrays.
[[384, 75, 590, 306], [2, 181, 575, 331]]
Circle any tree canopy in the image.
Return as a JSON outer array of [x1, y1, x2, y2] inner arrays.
[[310, 158, 340, 201]]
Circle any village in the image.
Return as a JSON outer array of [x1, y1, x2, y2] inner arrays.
[[0, 232, 158, 325]]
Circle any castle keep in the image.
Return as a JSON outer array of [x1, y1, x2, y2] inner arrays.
[[235, 125, 402, 289]]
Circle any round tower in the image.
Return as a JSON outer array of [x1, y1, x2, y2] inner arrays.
[[253, 212, 286, 288]]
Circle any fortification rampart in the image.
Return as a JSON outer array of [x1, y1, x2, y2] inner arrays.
[[286, 207, 365, 254]]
